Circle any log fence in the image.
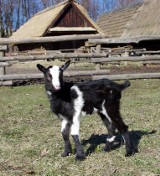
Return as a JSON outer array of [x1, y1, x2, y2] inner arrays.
[[0, 36, 160, 86]]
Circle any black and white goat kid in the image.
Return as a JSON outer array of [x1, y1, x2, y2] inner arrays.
[[37, 60, 134, 160]]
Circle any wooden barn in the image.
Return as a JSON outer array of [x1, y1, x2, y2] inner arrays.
[[11, 0, 103, 52], [96, 0, 160, 51]]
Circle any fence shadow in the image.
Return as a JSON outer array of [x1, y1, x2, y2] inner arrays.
[[82, 130, 156, 156]]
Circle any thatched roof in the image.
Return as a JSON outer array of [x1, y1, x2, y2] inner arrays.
[[97, 3, 142, 38], [11, 0, 103, 39], [122, 0, 160, 37], [97, 0, 160, 38]]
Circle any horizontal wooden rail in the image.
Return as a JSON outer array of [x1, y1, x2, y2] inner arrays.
[[143, 61, 160, 64], [0, 34, 102, 45], [88, 35, 160, 44], [0, 45, 7, 51], [1, 54, 160, 62], [92, 73, 160, 80], [0, 73, 43, 81], [0, 62, 12, 67], [0, 72, 159, 82], [91, 55, 160, 63], [0, 53, 108, 61], [1, 35, 160, 45], [0, 70, 110, 81], [0, 81, 13, 86], [136, 50, 160, 55]]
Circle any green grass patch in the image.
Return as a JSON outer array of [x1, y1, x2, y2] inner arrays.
[[0, 79, 160, 176]]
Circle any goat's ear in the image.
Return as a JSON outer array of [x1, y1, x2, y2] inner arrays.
[[37, 64, 47, 73], [61, 60, 71, 71]]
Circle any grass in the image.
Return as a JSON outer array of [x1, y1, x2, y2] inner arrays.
[[0, 79, 160, 176]]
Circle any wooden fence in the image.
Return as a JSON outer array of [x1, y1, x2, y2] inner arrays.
[[0, 36, 160, 86]]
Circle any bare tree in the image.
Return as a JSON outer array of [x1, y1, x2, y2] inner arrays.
[[0, 0, 2, 37], [101, 0, 116, 12], [0, 0, 144, 37]]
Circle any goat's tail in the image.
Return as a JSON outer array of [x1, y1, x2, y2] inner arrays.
[[120, 80, 131, 90]]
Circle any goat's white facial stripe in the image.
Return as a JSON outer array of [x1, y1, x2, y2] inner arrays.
[[49, 66, 61, 89]]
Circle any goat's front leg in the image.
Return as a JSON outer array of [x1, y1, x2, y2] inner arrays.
[[71, 115, 85, 161], [61, 119, 72, 157]]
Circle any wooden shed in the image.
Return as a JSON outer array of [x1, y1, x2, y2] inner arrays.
[[11, 0, 103, 51], [97, 0, 160, 50]]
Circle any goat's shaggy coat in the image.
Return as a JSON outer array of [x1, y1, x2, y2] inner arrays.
[[37, 61, 134, 160]]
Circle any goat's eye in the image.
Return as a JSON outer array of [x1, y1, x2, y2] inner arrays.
[[47, 74, 52, 81]]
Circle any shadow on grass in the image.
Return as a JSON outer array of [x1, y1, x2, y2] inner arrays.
[[82, 130, 156, 156]]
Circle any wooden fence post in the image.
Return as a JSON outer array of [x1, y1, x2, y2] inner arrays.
[[0, 17, 6, 75], [0, 45, 6, 75], [96, 44, 101, 71]]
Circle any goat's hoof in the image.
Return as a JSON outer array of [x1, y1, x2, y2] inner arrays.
[[103, 146, 111, 152], [61, 152, 71, 157], [75, 154, 86, 161], [125, 150, 135, 157]]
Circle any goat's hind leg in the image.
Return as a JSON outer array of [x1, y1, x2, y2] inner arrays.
[[98, 112, 116, 152], [115, 119, 133, 156], [61, 119, 72, 157], [106, 103, 134, 156]]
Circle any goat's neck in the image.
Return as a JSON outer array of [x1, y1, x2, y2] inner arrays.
[[47, 82, 72, 102]]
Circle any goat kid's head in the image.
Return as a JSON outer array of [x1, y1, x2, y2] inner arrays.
[[37, 60, 70, 92]]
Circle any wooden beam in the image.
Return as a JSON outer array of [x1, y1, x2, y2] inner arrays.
[[142, 61, 160, 64], [95, 44, 101, 71], [1, 72, 159, 83], [0, 73, 43, 81], [0, 34, 102, 45], [88, 35, 160, 45], [0, 53, 108, 62], [92, 73, 160, 81], [0, 81, 13, 86], [64, 70, 110, 77], [0, 70, 110, 81], [0, 62, 12, 67], [1, 54, 160, 62], [0, 50, 5, 75], [49, 27, 96, 32], [91, 55, 160, 63], [136, 50, 160, 55], [0, 45, 7, 51]]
